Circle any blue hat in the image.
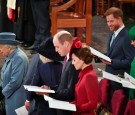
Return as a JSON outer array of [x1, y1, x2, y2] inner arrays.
[[0, 32, 20, 45]]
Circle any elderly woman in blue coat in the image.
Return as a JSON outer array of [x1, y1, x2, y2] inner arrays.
[[0, 32, 29, 115]]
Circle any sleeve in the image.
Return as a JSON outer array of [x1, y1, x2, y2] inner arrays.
[[2, 56, 25, 98], [24, 54, 40, 85], [50, 63, 79, 101], [26, 60, 42, 101]]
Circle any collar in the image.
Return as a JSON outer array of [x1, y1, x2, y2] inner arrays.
[[66, 53, 69, 61], [114, 25, 125, 37], [5, 47, 18, 62], [79, 64, 93, 79]]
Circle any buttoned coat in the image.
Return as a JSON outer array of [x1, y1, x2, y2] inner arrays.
[[72, 65, 98, 115], [1, 48, 29, 115]]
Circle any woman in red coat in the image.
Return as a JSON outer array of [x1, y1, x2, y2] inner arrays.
[[70, 40, 98, 115]]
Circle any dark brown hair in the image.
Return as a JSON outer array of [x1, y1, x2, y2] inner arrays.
[[72, 47, 93, 64], [104, 7, 123, 20]]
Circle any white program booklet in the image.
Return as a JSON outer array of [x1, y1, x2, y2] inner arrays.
[[101, 70, 135, 89], [102, 70, 124, 83], [122, 72, 135, 89], [24, 85, 55, 93], [89, 47, 111, 62], [124, 72, 135, 85], [121, 80, 135, 89], [44, 95, 76, 111], [15, 106, 28, 115]]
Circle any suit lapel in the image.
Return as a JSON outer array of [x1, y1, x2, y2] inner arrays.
[[62, 60, 70, 73], [107, 27, 125, 56]]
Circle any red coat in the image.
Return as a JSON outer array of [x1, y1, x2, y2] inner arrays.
[[72, 65, 98, 115]]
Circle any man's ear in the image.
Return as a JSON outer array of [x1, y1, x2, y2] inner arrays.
[[64, 41, 70, 47]]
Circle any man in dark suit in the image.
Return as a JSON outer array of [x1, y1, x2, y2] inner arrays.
[[26, 0, 51, 52], [52, 31, 80, 115], [41, 30, 80, 115], [102, 7, 135, 104]]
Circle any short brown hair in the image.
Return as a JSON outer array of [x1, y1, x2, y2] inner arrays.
[[72, 46, 93, 64], [104, 7, 123, 19]]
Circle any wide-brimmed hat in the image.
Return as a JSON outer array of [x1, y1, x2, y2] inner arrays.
[[128, 26, 135, 40], [37, 37, 64, 61], [0, 32, 20, 45]]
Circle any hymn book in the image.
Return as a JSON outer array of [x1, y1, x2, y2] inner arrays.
[[89, 47, 111, 62], [44, 95, 76, 111], [24, 85, 55, 93], [101, 69, 135, 89]]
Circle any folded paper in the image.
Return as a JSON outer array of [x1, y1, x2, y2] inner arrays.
[[24, 85, 55, 93], [15, 106, 28, 115], [44, 95, 76, 111], [101, 69, 135, 89], [89, 47, 111, 62]]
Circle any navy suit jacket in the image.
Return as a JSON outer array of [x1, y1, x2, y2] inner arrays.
[[105, 27, 135, 75], [50, 59, 80, 115], [27, 61, 62, 115]]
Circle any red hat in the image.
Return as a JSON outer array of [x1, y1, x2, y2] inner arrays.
[[69, 37, 82, 58]]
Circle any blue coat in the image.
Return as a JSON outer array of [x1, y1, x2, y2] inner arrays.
[[1, 48, 29, 115]]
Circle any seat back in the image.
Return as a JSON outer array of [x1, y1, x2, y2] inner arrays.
[[95, 78, 110, 115], [51, 0, 92, 45], [111, 89, 128, 115], [124, 99, 135, 115], [98, 78, 110, 107]]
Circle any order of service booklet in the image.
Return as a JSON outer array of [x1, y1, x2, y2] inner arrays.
[[122, 72, 135, 89], [89, 47, 111, 62], [24, 85, 55, 93], [44, 95, 76, 111], [101, 69, 135, 89], [15, 106, 28, 115]]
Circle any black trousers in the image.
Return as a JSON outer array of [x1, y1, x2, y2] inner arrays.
[[30, 0, 51, 46], [0, 0, 14, 32]]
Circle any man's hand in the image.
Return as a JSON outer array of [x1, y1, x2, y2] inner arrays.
[[36, 85, 50, 95], [101, 59, 111, 65], [25, 100, 30, 110]]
